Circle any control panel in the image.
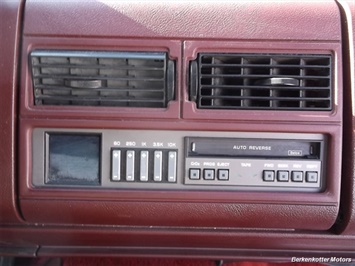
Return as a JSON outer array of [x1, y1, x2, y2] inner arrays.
[[184, 137, 323, 189], [111, 148, 177, 183], [32, 129, 326, 192], [185, 158, 321, 189]]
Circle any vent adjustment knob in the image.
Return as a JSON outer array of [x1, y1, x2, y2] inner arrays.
[[254, 77, 300, 87]]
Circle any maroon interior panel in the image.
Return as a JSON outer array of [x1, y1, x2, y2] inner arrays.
[[18, 118, 341, 230], [20, 200, 338, 230], [337, 0, 355, 235], [17, 0, 348, 246], [1, 0, 355, 259], [18, 39, 343, 230], [23, 0, 341, 41], [0, 226, 354, 254], [0, 0, 24, 224], [348, 0, 355, 234]]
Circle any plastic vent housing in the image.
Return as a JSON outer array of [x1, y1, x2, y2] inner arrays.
[[190, 53, 332, 110], [31, 51, 175, 108]]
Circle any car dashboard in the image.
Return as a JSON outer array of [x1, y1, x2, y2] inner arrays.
[[0, 0, 355, 261]]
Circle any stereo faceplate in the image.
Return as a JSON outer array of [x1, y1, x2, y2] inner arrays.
[[32, 129, 326, 192], [185, 158, 321, 189]]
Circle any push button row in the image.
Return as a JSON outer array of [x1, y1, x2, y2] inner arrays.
[[189, 168, 229, 181], [111, 149, 177, 183], [263, 170, 318, 183]]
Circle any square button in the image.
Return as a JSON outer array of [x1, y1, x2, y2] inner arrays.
[[277, 171, 289, 182], [291, 171, 303, 182], [263, 170, 275, 182], [218, 169, 229, 180], [306, 171, 318, 183], [189, 169, 200, 180], [203, 169, 215, 180]]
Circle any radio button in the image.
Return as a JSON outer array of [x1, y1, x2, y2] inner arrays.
[[277, 171, 289, 182], [140, 151, 149, 182], [218, 169, 229, 181], [111, 150, 121, 181], [306, 171, 318, 183], [203, 169, 215, 180], [153, 151, 163, 182], [291, 171, 303, 182], [126, 150, 135, 181], [263, 170, 275, 182], [168, 151, 177, 182], [189, 169, 200, 180]]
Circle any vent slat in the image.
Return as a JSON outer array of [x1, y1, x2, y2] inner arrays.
[[201, 96, 330, 101], [201, 64, 330, 69], [193, 53, 332, 111], [34, 74, 165, 81], [200, 106, 330, 111], [36, 95, 165, 103], [200, 85, 330, 90], [31, 50, 174, 108], [200, 74, 330, 79], [35, 84, 164, 92], [33, 64, 164, 71]]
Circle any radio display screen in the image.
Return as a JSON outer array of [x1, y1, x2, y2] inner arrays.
[[46, 133, 101, 185]]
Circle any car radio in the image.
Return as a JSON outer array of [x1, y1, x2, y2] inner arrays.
[[32, 129, 325, 192], [185, 137, 323, 191]]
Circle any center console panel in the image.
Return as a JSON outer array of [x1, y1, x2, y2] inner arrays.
[[32, 129, 325, 192], [20, 118, 341, 230], [17, 0, 346, 247]]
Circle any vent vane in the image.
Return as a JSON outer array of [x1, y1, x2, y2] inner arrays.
[[190, 54, 332, 111], [31, 51, 175, 108]]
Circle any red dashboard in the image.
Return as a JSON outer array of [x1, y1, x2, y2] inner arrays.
[[0, 0, 354, 261]]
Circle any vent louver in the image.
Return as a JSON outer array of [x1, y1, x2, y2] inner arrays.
[[190, 54, 332, 111], [31, 51, 175, 108]]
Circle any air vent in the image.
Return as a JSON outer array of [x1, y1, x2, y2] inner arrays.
[[31, 51, 175, 108], [190, 54, 332, 111]]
